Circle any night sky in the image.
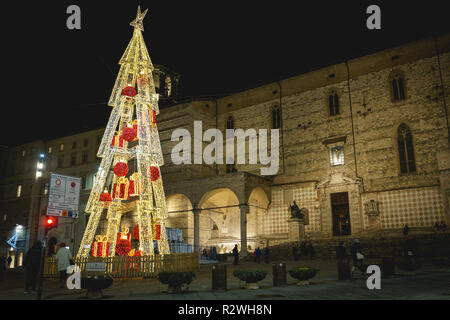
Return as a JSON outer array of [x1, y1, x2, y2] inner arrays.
[[3, 1, 449, 147]]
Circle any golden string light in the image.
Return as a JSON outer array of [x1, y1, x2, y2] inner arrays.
[[77, 7, 170, 259]]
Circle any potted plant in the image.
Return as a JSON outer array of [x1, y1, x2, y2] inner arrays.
[[233, 269, 267, 289], [158, 272, 195, 293], [289, 267, 319, 286], [81, 275, 113, 299]]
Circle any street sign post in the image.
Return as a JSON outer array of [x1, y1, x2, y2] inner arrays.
[[37, 173, 81, 300], [47, 173, 81, 218]]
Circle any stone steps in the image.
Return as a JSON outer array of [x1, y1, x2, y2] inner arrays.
[[263, 232, 450, 261]]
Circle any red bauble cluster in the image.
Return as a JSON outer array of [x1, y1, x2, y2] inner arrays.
[[115, 239, 132, 256], [132, 225, 139, 240], [152, 110, 157, 124], [99, 190, 112, 202], [114, 162, 129, 177], [122, 126, 137, 143], [150, 166, 160, 181], [133, 250, 142, 257], [122, 86, 137, 97]]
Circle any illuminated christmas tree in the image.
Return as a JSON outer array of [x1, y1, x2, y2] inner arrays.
[[77, 6, 170, 258]]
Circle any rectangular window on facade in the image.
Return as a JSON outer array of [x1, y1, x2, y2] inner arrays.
[[16, 185, 22, 198], [48, 146, 53, 154], [81, 175, 87, 189], [82, 151, 88, 163], [72, 141, 77, 149], [22, 150, 26, 157], [84, 139, 89, 147], [59, 144, 64, 151], [330, 146, 344, 166], [71, 153, 77, 166], [57, 156, 64, 168]]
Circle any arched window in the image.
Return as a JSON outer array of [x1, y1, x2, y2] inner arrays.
[[226, 116, 234, 130], [392, 73, 405, 101], [165, 76, 172, 97], [397, 124, 416, 174], [272, 106, 281, 129], [329, 90, 339, 116]]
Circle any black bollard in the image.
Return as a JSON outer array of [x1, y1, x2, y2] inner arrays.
[[273, 263, 287, 286], [212, 264, 227, 290]]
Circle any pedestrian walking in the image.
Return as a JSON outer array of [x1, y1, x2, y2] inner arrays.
[[292, 246, 299, 261], [6, 256, 12, 269], [299, 241, 307, 258], [440, 221, 447, 233], [0, 255, 6, 281], [232, 244, 239, 265], [212, 246, 217, 260], [253, 249, 257, 262], [403, 224, 410, 237], [336, 241, 350, 280], [307, 242, 315, 259], [264, 246, 270, 264], [350, 239, 364, 276], [24, 240, 42, 293], [433, 222, 440, 234], [256, 247, 261, 263], [55, 243, 72, 289]]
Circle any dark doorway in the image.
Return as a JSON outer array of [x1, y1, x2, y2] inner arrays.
[[331, 192, 351, 236]]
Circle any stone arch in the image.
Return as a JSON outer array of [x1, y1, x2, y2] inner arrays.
[[166, 193, 193, 244], [247, 187, 270, 248], [198, 188, 240, 253]]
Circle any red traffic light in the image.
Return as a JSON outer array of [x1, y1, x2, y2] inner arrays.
[[44, 216, 58, 233]]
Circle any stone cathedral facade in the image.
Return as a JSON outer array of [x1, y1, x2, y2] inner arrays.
[[1, 34, 449, 260], [157, 34, 450, 253]]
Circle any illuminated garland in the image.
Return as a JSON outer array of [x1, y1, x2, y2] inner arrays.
[[76, 7, 171, 259]]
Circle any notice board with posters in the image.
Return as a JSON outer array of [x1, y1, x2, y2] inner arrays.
[[47, 173, 81, 218]]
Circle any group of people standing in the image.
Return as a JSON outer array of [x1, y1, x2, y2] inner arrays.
[[336, 239, 365, 280], [22, 241, 73, 293], [231, 245, 270, 265], [433, 221, 447, 234], [252, 247, 270, 263], [292, 241, 315, 260]]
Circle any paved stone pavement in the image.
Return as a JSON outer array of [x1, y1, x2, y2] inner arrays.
[[1, 258, 449, 300]]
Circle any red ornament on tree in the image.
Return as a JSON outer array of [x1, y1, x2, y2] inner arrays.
[[122, 126, 137, 143], [151, 110, 157, 124], [150, 166, 160, 181], [99, 189, 112, 202], [132, 225, 139, 240], [114, 162, 129, 177], [115, 239, 132, 256], [133, 250, 142, 257], [122, 86, 137, 98]]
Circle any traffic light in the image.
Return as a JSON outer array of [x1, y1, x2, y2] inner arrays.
[[44, 215, 58, 235]]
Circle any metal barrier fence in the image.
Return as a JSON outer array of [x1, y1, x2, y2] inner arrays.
[[44, 253, 199, 280]]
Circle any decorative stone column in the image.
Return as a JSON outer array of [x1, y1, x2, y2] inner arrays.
[[193, 204, 201, 252], [239, 204, 249, 256], [287, 218, 305, 242]]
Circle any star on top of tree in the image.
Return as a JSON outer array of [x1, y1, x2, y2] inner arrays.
[[130, 6, 148, 31]]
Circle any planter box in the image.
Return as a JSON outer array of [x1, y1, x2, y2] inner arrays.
[[81, 277, 113, 299], [244, 282, 260, 290]]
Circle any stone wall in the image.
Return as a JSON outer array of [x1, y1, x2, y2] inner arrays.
[[264, 232, 450, 261]]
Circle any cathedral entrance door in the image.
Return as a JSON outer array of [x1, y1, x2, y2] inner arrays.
[[331, 192, 351, 236]]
